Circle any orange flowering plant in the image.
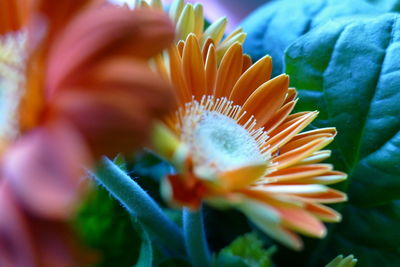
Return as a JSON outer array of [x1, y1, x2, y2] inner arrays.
[[90, 0, 349, 265], [2, 0, 398, 266]]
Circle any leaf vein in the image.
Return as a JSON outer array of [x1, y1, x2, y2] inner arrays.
[[355, 17, 397, 166]]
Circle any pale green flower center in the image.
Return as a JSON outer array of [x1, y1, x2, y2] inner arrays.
[[194, 111, 264, 171], [178, 96, 269, 178]]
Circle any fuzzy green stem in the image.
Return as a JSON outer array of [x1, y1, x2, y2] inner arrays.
[[92, 157, 186, 257], [183, 207, 211, 267]]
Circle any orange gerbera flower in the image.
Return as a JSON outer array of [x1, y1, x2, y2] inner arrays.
[[152, 34, 347, 250], [0, 0, 175, 265]]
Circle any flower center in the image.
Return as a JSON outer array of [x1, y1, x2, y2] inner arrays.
[[0, 32, 26, 149], [194, 111, 264, 171], [178, 96, 269, 177]]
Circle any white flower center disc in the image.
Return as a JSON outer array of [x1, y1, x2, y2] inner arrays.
[[191, 111, 264, 173]]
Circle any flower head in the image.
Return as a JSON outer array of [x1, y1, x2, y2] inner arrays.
[[153, 33, 347, 250], [1, 0, 174, 219], [0, 0, 175, 264]]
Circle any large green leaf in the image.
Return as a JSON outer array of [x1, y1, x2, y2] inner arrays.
[[241, 0, 399, 76], [284, 14, 400, 266]]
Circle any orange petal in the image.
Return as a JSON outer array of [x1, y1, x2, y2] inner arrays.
[[270, 112, 317, 137], [152, 53, 169, 81], [177, 40, 185, 56], [266, 164, 333, 183], [201, 37, 214, 62], [304, 202, 342, 222], [285, 110, 309, 120], [298, 150, 332, 165], [54, 89, 150, 157], [238, 198, 303, 250], [229, 55, 272, 105], [275, 206, 326, 238], [272, 137, 334, 170], [79, 57, 175, 112], [241, 74, 289, 128], [263, 100, 297, 133], [264, 112, 318, 155], [45, 8, 174, 95], [214, 42, 243, 98], [291, 128, 337, 141], [280, 132, 335, 154], [2, 122, 91, 219], [294, 171, 347, 185], [293, 188, 347, 203], [242, 54, 252, 73], [0, 0, 30, 34], [53, 58, 174, 156], [261, 185, 346, 203], [169, 45, 191, 104], [182, 34, 206, 100], [283, 88, 298, 105], [218, 163, 267, 191], [28, 0, 99, 48], [204, 44, 217, 96]]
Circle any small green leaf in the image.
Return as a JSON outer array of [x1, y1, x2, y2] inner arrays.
[[212, 253, 249, 267], [74, 187, 141, 267], [284, 14, 400, 266], [241, 0, 398, 76], [213, 233, 276, 267], [325, 254, 357, 267]]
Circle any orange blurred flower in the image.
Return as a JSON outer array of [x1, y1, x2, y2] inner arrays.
[[152, 34, 347, 250], [0, 0, 175, 265]]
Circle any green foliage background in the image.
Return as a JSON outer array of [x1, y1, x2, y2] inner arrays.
[[242, 0, 400, 266]]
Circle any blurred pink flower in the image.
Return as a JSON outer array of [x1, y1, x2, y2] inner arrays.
[[0, 0, 175, 265]]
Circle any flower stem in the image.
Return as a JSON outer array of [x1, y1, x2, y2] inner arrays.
[[183, 207, 211, 267], [92, 156, 186, 257]]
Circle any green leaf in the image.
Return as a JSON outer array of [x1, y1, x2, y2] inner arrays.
[[74, 187, 141, 267], [213, 233, 276, 267], [284, 14, 400, 266], [241, 0, 398, 76], [325, 254, 357, 267]]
